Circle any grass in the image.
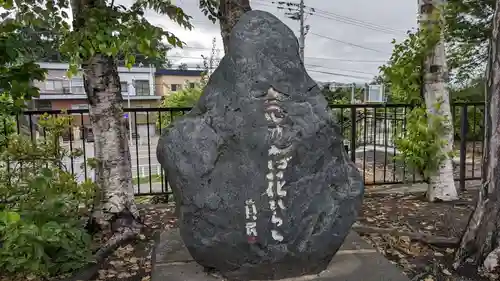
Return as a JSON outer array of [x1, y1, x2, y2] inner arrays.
[[132, 174, 163, 184]]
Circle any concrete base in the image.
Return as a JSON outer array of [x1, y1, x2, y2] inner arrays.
[[152, 228, 410, 281]]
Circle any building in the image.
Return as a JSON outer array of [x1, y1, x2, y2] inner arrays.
[[32, 62, 158, 140], [154, 69, 204, 96], [30, 63, 204, 141], [33, 62, 159, 111]]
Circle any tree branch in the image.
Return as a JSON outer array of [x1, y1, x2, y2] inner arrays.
[[60, 217, 142, 281], [352, 224, 459, 248]]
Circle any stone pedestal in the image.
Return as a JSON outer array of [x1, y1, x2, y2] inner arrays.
[[152, 228, 409, 281]]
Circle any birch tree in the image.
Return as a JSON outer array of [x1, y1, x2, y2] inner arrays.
[[419, 0, 458, 201], [454, 0, 500, 273], [62, 0, 191, 239], [7, 0, 191, 236], [381, 1, 458, 202]]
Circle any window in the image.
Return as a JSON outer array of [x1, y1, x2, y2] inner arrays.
[[189, 82, 195, 89], [134, 80, 150, 96], [367, 85, 384, 103], [120, 81, 128, 93], [71, 78, 85, 94], [71, 104, 89, 110], [170, 84, 182, 92], [37, 100, 52, 110], [44, 80, 63, 91]]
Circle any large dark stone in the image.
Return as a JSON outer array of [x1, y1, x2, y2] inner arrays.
[[156, 10, 364, 281]]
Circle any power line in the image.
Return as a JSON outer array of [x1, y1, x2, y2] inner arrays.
[[310, 13, 400, 35], [164, 61, 372, 80], [168, 49, 388, 63], [305, 57, 386, 63], [254, 1, 392, 55], [23, 30, 388, 65], [305, 63, 376, 76], [307, 69, 372, 80], [309, 32, 390, 54], [311, 9, 407, 35], [167, 55, 379, 72], [167, 57, 377, 76], [255, 0, 406, 35]]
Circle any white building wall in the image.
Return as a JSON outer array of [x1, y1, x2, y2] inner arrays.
[[35, 62, 156, 97]]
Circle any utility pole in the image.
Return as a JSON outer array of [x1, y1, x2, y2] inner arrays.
[[275, 0, 311, 62], [351, 83, 355, 103], [127, 82, 133, 141], [298, 0, 305, 61]]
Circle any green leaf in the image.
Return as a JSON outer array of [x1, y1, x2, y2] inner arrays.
[[0, 211, 21, 224]]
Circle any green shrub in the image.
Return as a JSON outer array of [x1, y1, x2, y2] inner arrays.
[[0, 114, 15, 150], [156, 81, 204, 131], [394, 105, 455, 181], [0, 114, 95, 278]]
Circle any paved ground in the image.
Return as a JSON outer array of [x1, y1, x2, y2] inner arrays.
[[152, 228, 410, 281], [366, 180, 481, 196], [61, 136, 162, 183]]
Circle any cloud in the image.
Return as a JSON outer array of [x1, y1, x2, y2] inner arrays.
[[120, 0, 417, 83]]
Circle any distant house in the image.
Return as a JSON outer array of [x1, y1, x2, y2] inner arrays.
[[31, 62, 159, 139], [154, 68, 204, 96], [32, 62, 159, 110], [29, 62, 204, 140]]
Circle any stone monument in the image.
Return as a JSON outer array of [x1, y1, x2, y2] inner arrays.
[[156, 10, 364, 281]]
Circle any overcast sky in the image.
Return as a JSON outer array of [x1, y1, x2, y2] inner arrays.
[[139, 0, 418, 83]]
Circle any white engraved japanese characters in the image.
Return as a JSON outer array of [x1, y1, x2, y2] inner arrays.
[[245, 199, 258, 243], [244, 87, 293, 243], [264, 87, 292, 242]]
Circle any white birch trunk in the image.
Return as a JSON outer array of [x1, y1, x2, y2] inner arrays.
[[71, 0, 140, 231], [454, 0, 500, 272], [83, 54, 140, 229], [419, 0, 458, 202]]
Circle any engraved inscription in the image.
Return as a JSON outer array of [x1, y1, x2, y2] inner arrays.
[[244, 199, 258, 242], [263, 88, 293, 242], [245, 199, 258, 221], [243, 87, 294, 243]]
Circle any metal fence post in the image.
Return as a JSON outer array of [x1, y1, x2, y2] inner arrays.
[[350, 106, 357, 162], [459, 104, 468, 192]]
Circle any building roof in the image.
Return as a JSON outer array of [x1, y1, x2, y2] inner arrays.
[[37, 61, 204, 77], [155, 69, 204, 77]]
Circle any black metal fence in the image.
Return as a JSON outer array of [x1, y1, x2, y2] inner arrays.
[[1, 102, 485, 196]]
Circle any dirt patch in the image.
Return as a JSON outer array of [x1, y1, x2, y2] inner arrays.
[[358, 189, 494, 281], [89, 204, 176, 281]]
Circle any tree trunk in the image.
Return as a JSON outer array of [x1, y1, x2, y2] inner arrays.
[[83, 55, 140, 231], [218, 0, 251, 53], [419, 0, 458, 202], [71, 0, 141, 233], [453, 0, 500, 272]]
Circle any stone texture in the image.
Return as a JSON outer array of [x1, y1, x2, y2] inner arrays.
[[156, 9, 364, 280], [152, 229, 409, 281]]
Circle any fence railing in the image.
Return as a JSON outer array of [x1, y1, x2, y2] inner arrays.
[[1, 103, 485, 196]]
